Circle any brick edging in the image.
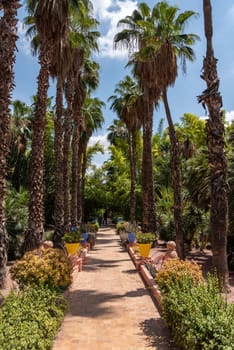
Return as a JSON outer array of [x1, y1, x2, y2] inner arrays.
[[127, 245, 162, 312]]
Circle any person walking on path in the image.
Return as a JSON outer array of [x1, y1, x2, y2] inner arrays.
[[53, 227, 177, 350]]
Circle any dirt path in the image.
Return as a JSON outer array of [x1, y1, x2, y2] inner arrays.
[[53, 227, 178, 350]]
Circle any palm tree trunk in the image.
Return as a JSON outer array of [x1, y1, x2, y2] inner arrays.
[[162, 88, 184, 258], [129, 129, 136, 225], [63, 73, 74, 228], [77, 139, 84, 223], [142, 99, 157, 234], [54, 77, 64, 229], [0, 0, 20, 286], [80, 144, 88, 223], [199, 0, 229, 290], [71, 112, 81, 225], [22, 42, 51, 252]]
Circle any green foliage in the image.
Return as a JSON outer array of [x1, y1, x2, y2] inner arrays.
[[136, 232, 156, 244], [91, 222, 99, 232], [6, 183, 29, 233], [156, 259, 203, 294], [116, 221, 126, 234], [6, 183, 29, 260], [10, 248, 73, 291], [62, 230, 81, 243], [161, 275, 234, 349], [0, 286, 68, 350]]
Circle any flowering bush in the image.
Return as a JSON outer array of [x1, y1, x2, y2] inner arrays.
[[10, 247, 73, 291], [155, 258, 204, 293]]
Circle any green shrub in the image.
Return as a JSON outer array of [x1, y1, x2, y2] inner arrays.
[[161, 275, 234, 349], [91, 222, 99, 232], [155, 258, 203, 293], [10, 247, 73, 291], [116, 221, 126, 234], [62, 230, 81, 243], [0, 286, 68, 350], [136, 232, 156, 244]]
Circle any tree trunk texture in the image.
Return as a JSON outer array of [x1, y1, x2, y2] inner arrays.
[[141, 99, 158, 234], [77, 139, 84, 223], [71, 112, 81, 225], [198, 0, 229, 290], [22, 41, 51, 252], [0, 0, 19, 286], [162, 88, 184, 259], [63, 73, 74, 228], [80, 143, 88, 223], [129, 130, 136, 225], [54, 77, 64, 230]]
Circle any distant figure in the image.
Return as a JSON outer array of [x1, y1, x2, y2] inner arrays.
[[150, 240, 178, 271], [103, 211, 108, 225]]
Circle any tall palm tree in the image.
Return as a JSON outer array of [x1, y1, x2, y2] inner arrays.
[[50, 38, 73, 231], [198, 0, 229, 290], [63, 1, 100, 227], [114, 3, 160, 234], [114, 1, 199, 252], [0, 0, 20, 287], [77, 96, 104, 222], [71, 58, 100, 225], [108, 75, 142, 224], [150, 1, 199, 258], [21, 0, 71, 252]]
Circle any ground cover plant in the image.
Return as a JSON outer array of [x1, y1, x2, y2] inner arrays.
[[156, 259, 234, 349], [0, 286, 68, 350]]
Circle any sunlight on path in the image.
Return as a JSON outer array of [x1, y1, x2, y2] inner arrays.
[[53, 227, 177, 350]]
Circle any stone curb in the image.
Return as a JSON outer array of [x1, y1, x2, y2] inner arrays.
[[127, 245, 162, 313]]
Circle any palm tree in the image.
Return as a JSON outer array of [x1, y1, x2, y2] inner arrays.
[[114, 1, 199, 253], [0, 0, 20, 287], [114, 3, 160, 234], [21, 0, 71, 252], [108, 75, 142, 224], [8, 100, 32, 191], [77, 96, 105, 222], [150, 1, 199, 258], [107, 119, 128, 146], [71, 58, 100, 225], [62, 1, 100, 227], [198, 0, 229, 290], [50, 38, 73, 231]]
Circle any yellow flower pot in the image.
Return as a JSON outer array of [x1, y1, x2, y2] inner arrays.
[[65, 242, 80, 256], [137, 243, 152, 257]]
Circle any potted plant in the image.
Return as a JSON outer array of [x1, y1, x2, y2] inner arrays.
[[136, 232, 156, 257], [62, 229, 81, 255]]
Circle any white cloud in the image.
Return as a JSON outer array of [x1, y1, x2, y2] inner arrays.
[[88, 134, 110, 150], [200, 110, 234, 124], [88, 134, 111, 167], [93, 0, 138, 58], [17, 20, 32, 56], [225, 110, 234, 124], [17, 1, 137, 59]]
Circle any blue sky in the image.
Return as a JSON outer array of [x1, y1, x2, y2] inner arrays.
[[13, 0, 234, 165]]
